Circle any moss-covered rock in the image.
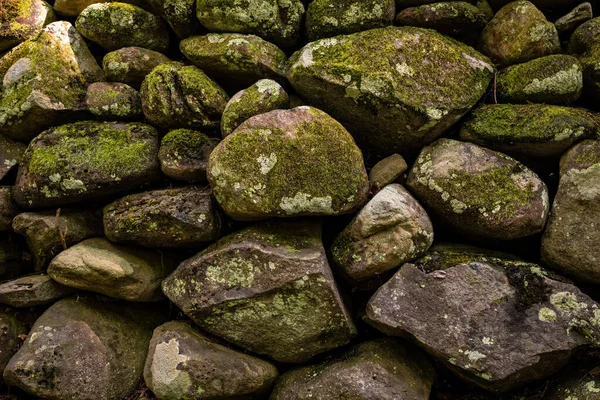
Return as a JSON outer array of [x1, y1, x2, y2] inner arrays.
[[306, 0, 395, 41], [102, 46, 171, 89], [144, 321, 278, 399], [459, 104, 598, 158], [140, 62, 229, 132], [75, 2, 169, 51], [568, 18, 600, 106], [0, 21, 103, 142], [496, 55, 582, 105], [208, 106, 369, 221], [162, 219, 356, 363], [86, 82, 142, 120], [145, 0, 201, 39], [554, 2, 593, 36], [407, 139, 549, 240], [13, 121, 161, 209], [0, 187, 19, 231], [0, 0, 55, 51], [221, 79, 289, 137], [196, 0, 305, 48], [0, 274, 75, 307], [0, 308, 26, 384], [53, 0, 149, 16], [479, 1, 560, 67], [0, 134, 25, 180], [180, 33, 287, 92], [287, 27, 494, 155]]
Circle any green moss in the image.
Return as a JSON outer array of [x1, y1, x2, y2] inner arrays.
[[161, 129, 216, 158]]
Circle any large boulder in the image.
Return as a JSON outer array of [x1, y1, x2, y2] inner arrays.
[[207, 106, 369, 220], [13, 121, 160, 209], [162, 220, 356, 363], [568, 18, 600, 105], [0, 0, 55, 52], [102, 46, 171, 89], [287, 27, 494, 155], [0, 274, 74, 307], [407, 139, 549, 240]]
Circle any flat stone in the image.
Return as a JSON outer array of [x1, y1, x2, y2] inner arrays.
[[0, 274, 75, 307]]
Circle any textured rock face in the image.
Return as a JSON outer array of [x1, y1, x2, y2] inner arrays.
[[287, 27, 494, 155], [555, 2, 593, 36], [365, 245, 600, 391], [162, 220, 356, 363], [144, 321, 278, 399], [207, 106, 369, 220], [368, 154, 408, 190], [568, 18, 600, 105], [86, 82, 142, 120], [102, 46, 171, 88], [0, 274, 74, 307], [271, 339, 435, 400], [0, 0, 55, 52], [0, 135, 26, 180]]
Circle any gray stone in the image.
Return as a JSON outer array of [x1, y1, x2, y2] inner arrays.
[[0, 274, 75, 307], [555, 2, 593, 36], [368, 154, 408, 191]]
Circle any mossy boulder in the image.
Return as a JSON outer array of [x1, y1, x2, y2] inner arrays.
[[3, 297, 163, 399], [0, 0, 55, 52], [140, 62, 229, 132], [568, 18, 600, 106], [75, 2, 169, 51], [102, 46, 171, 89], [271, 339, 435, 400], [554, 2, 593, 36], [0, 21, 104, 142], [103, 187, 222, 248], [144, 321, 278, 399], [0, 135, 25, 180], [196, 0, 305, 48], [305, 0, 395, 41], [221, 79, 289, 137], [0, 274, 74, 307], [86, 82, 142, 121], [331, 184, 433, 282], [368, 154, 407, 190], [287, 27, 494, 155], [180, 33, 287, 92], [407, 139, 549, 240], [0, 187, 20, 231], [459, 104, 598, 158], [0, 308, 26, 383], [158, 129, 220, 183], [207, 106, 369, 221], [162, 220, 356, 363], [479, 1, 560, 67], [145, 0, 201, 39]]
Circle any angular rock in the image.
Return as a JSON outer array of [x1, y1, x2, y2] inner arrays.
[[0, 135, 25, 180], [86, 82, 142, 120], [3, 297, 162, 399], [271, 339, 435, 400], [208, 106, 369, 220], [331, 184, 433, 282], [48, 237, 176, 301], [306, 0, 395, 41], [0, 236, 24, 279], [103, 187, 222, 248], [459, 104, 598, 158], [555, 2, 593, 36], [180, 34, 287, 92], [12, 209, 103, 271], [479, 1, 560, 67], [0, 187, 19, 231], [75, 3, 169, 52], [0, 21, 103, 142], [407, 139, 549, 240], [0, 0, 55, 52], [287, 27, 494, 155], [158, 129, 220, 183], [102, 46, 171, 89], [0, 274, 75, 307], [0, 308, 26, 383], [369, 154, 408, 190], [365, 244, 600, 391], [144, 321, 278, 399], [221, 79, 289, 137], [140, 62, 229, 132], [162, 220, 356, 363], [196, 0, 305, 48], [14, 121, 160, 209], [145, 0, 200, 39]]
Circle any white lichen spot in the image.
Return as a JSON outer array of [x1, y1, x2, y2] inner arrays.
[[207, 34, 226, 43], [49, 173, 61, 183], [279, 193, 333, 214], [523, 64, 582, 95], [395, 62, 415, 76], [296, 47, 314, 68], [257, 153, 277, 174], [462, 53, 494, 72], [228, 38, 250, 47], [464, 350, 486, 362], [586, 381, 600, 393], [151, 339, 192, 396], [61, 178, 86, 191], [255, 79, 281, 95], [482, 337, 495, 345], [345, 84, 361, 100], [426, 107, 447, 120], [3, 159, 17, 167], [450, 199, 467, 214], [538, 307, 557, 322]]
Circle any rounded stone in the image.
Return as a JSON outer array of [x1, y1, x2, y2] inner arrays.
[[0, 0, 55, 52], [86, 82, 142, 120], [102, 46, 171, 89]]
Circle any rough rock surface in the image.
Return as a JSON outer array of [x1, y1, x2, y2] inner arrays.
[[102, 46, 171, 88], [86, 82, 142, 120], [0, 187, 20, 231], [568, 18, 600, 105], [145, 0, 200, 39], [0, 0, 55, 52], [0, 135, 26, 180], [0, 274, 75, 307], [0, 308, 27, 383], [369, 154, 408, 190], [555, 2, 593, 36]]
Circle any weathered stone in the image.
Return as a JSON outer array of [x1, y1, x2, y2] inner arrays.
[[75, 3, 169, 51], [407, 139, 549, 240], [0, 0, 55, 52], [140, 62, 229, 132], [14, 121, 160, 209], [0, 21, 103, 142], [162, 220, 356, 363], [3, 297, 162, 399], [0, 274, 75, 307], [555, 2, 593, 36], [103, 187, 222, 248], [158, 129, 220, 183], [207, 106, 369, 221], [48, 237, 176, 301], [102, 46, 171, 89], [306, 0, 395, 41], [368, 154, 408, 190], [86, 82, 142, 120], [365, 244, 600, 391], [0, 187, 19, 231], [459, 104, 598, 158], [145, 0, 201, 39], [271, 339, 435, 400], [53, 0, 148, 16], [180, 33, 287, 92], [545, 357, 600, 400], [568, 18, 600, 105], [0, 135, 25, 180], [221, 79, 289, 137], [196, 0, 305, 48], [479, 1, 560, 67], [0, 236, 24, 280], [331, 184, 433, 282], [287, 27, 494, 155], [144, 321, 278, 399], [12, 209, 103, 271], [0, 308, 26, 383]]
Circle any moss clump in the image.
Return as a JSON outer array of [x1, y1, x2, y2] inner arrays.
[[161, 129, 216, 158]]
